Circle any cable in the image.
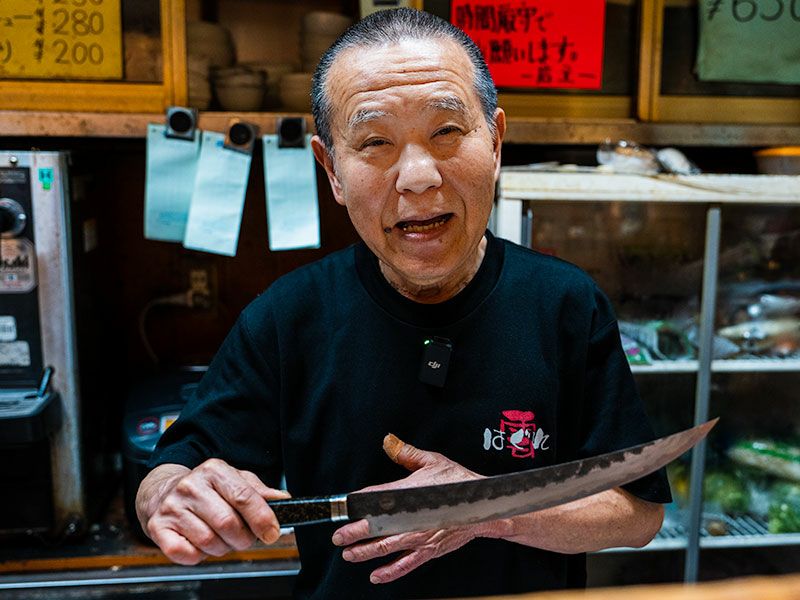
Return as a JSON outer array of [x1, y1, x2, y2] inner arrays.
[[137, 291, 194, 366]]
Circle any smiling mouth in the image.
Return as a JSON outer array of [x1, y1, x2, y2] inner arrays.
[[395, 213, 453, 233]]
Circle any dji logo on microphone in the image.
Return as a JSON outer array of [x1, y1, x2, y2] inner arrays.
[[419, 337, 451, 387]]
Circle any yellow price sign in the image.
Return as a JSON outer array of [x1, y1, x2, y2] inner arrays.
[[0, 0, 122, 80]]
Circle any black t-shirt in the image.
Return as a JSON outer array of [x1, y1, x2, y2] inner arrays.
[[151, 232, 671, 599]]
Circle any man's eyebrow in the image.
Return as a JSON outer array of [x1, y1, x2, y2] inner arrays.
[[345, 96, 470, 130], [347, 109, 389, 129], [429, 95, 469, 115]]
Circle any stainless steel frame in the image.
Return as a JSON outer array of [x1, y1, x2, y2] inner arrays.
[[1, 151, 85, 531]]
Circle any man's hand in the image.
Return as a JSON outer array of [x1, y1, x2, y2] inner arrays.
[[136, 459, 290, 565], [332, 434, 485, 584]]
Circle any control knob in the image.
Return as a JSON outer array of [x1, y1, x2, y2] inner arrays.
[[0, 198, 26, 237]]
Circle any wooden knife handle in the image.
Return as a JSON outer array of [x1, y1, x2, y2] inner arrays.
[[267, 495, 349, 528]]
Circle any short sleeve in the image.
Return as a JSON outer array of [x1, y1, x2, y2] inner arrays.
[[148, 296, 283, 487], [578, 287, 672, 504]]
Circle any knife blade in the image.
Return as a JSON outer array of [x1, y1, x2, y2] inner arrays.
[[268, 419, 716, 537]]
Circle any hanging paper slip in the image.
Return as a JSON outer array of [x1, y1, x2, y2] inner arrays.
[[262, 134, 321, 251], [697, 0, 800, 85], [183, 131, 253, 257], [144, 124, 201, 243]]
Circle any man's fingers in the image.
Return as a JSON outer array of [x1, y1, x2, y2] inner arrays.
[[239, 470, 292, 501], [237, 470, 291, 541], [383, 433, 438, 472], [150, 527, 208, 566], [341, 532, 420, 563], [207, 469, 280, 546], [370, 549, 431, 584], [178, 511, 236, 557], [332, 518, 371, 546]]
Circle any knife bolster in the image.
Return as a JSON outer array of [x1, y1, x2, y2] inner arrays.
[[268, 494, 349, 527], [330, 494, 349, 522]]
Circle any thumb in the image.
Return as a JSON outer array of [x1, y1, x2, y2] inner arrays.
[[383, 433, 437, 472]]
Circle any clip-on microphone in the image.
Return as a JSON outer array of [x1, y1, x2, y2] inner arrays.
[[418, 337, 452, 388]]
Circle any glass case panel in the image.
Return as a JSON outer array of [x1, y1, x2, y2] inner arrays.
[[528, 200, 707, 353], [715, 205, 800, 364], [526, 199, 706, 551], [699, 205, 800, 549]]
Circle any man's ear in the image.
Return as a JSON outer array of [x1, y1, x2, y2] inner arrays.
[[492, 108, 506, 182], [311, 135, 346, 206]]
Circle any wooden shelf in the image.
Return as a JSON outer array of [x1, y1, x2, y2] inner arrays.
[[2, 111, 800, 147], [0, 111, 313, 139]]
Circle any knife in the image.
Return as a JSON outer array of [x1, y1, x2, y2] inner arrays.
[[267, 419, 716, 537]]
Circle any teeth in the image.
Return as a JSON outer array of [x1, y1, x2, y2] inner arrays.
[[400, 216, 448, 233]]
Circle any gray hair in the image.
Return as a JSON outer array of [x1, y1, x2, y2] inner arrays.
[[311, 8, 498, 155]]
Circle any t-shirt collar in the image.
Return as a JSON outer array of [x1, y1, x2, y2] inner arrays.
[[354, 230, 504, 328]]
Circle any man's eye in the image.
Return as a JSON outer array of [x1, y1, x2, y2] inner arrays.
[[434, 126, 461, 137], [360, 138, 388, 149]]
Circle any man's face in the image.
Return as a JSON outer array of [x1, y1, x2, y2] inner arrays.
[[312, 38, 506, 291]]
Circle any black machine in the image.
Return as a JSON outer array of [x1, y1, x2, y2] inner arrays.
[[122, 367, 204, 538], [0, 151, 114, 538]]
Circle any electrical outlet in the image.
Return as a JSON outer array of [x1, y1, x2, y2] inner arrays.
[[189, 269, 210, 296], [188, 266, 215, 309]]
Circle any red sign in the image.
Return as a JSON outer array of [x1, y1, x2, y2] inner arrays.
[[451, 0, 606, 89]]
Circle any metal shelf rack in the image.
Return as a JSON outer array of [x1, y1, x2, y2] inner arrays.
[[630, 358, 800, 374]]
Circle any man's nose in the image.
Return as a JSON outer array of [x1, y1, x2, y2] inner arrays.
[[395, 144, 442, 195]]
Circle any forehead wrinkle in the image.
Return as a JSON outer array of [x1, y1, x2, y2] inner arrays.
[[326, 38, 482, 143]]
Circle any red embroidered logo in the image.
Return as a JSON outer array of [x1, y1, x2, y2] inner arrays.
[[483, 410, 550, 460]]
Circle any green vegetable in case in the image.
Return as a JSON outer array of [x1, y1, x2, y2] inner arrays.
[[768, 482, 800, 534], [704, 469, 749, 514], [728, 439, 800, 483]]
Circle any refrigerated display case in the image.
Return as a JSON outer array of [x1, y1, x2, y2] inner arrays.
[[496, 169, 800, 581]]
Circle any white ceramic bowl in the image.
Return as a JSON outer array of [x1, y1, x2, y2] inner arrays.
[[187, 55, 210, 77], [187, 22, 235, 68], [212, 66, 266, 87], [215, 83, 266, 112], [243, 61, 297, 82], [189, 42, 235, 68]]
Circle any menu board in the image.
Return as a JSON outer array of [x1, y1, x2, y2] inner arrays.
[[697, 0, 800, 85], [0, 0, 122, 80], [451, 0, 606, 89]]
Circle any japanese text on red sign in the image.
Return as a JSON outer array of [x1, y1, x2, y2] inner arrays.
[[451, 0, 606, 89]]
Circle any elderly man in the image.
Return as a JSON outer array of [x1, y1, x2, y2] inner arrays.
[[137, 8, 670, 599]]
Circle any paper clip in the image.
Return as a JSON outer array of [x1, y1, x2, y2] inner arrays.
[[224, 119, 260, 155], [164, 106, 198, 141], [277, 117, 306, 149]]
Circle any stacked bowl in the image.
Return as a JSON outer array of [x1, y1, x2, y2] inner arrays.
[[212, 65, 267, 112], [277, 11, 351, 113], [186, 21, 235, 110], [187, 21, 235, 69], [187, 55, 212, 110], [243, 61, 298, 110], [300, 11, 352, 72]]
